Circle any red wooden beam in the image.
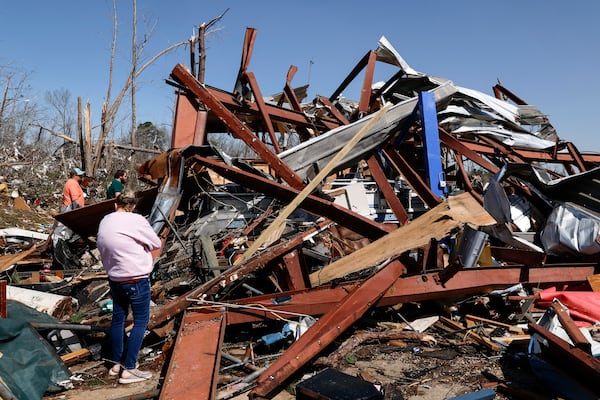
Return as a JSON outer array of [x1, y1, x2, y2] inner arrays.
[[550, 301, 591, 354], [438, 128, 500, 174], [566, 142, 588, 172], [492, 83, 527, 105], [243, 71, 281, 153], [315, 95, 350, 126], [282, 250, 307, 291], [456, 138, 600, 165], [282, 65, 314, 141], [198, 84, 340, 131], [358, 51, 377, 116], [528, 320, 600, 397], [453, 152, 484, 204]]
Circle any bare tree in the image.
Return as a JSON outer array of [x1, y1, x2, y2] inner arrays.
[[44, 88, 76, 139], [90, 3, 190, 176], [130, 0, 138, 172], [0, 67, 37, 148]]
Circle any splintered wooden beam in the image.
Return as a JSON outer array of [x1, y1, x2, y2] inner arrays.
[[309, 192, 495, 286]]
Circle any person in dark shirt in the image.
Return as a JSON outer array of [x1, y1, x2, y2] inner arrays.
[[107, 170, 128, 199]]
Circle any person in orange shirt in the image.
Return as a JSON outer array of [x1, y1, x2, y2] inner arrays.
[[61, 167, 86, 212]]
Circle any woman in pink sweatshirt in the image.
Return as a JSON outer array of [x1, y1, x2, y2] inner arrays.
[[97, 190, 161, 384]]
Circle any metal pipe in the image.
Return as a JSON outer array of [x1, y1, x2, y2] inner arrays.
[[30, 322, 110, 333]]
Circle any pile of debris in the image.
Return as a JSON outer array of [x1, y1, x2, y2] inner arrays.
[[1, 29, 599, 400]]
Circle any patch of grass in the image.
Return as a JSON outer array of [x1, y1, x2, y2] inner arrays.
[[71, 311, 87, 323]]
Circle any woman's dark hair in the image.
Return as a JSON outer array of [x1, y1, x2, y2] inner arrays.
[[115, 190, 137, 209]]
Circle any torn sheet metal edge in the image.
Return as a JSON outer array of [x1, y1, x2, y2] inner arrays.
[[375, 35, 419, 75], [540, 202, 600, 256], [450, 125, 557, 150], [0, 228, 49, 242], [456, 86, 556, 142], [498, 163, 600, 215], [278, 82, 457, 181]]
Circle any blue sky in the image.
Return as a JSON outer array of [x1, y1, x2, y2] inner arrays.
[[1, 1, 598, 151]]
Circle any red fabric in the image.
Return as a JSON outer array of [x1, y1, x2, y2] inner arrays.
[[536, 287, 600, 325]]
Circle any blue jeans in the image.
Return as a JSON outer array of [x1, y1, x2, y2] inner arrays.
[[109, 278, 150, 370]]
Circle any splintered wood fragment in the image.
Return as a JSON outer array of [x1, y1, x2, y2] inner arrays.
[[61, 348, 91, 365], [309, 192, 495, 286], [463, 331, 503, 352], [438, 317, 503, 352], [0, 244, 37, 273], [465, 314, 524, 334], [378, 315, 439, 333], [492, 334, 531, 345], [587, 274, 600, 292], [314, 329, 432, 368], [438, 316, 465, 330]]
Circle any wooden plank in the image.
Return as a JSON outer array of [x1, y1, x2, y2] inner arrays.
[[309, 192, 495, 286], [61, 348, 91, 365], [587, 274, 600, 292], [465, 314, 524, 334], [492, 334, 531, 345], [200, 235, 220, 277], [0, 245, 37, 273], [159, 311, 225, 400]]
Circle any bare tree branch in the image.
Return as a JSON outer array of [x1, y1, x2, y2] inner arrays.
[[29, 122, 76, 143]]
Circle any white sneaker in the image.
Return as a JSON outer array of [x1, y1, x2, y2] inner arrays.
[[119, 368, 153, 384], [109, 362, 138, 377], [108, 364, 120, 376]]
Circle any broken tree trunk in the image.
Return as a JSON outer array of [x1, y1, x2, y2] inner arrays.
[[6, 285, 75, 319]]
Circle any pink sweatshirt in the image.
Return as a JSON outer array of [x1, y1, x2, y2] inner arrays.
[[97, 211, 161, 282]]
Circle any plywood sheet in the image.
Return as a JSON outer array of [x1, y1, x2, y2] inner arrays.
[[309, 192, 495, 286]]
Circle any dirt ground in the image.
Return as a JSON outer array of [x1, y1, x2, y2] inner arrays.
[[42, 329, 559, 400]]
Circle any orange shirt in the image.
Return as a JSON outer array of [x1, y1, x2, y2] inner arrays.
[[62, 178, 85, 208]]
